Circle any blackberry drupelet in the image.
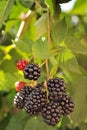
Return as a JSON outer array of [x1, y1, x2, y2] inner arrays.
[[24, 84, 47, 116], [59, 94, 74, 116], [14, 86, 33, 109], [14, 92, 24, 109], [42, 101, 62, 126], [47, 77, 66, 101], [23, 63, 41, 81]]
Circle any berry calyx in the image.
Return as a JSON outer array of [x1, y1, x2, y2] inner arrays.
[[16, 59, 29, 70], [15, 81, 27, 91]]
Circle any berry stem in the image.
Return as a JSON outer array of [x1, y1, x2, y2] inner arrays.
[[47, 8, 51, 45], [68, 115, 73, 124], [45, 59, 50, 80]]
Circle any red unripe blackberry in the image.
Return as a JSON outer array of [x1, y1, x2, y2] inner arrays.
[[16, 59, 29, 70], [15, 81, 27, 91], [24, 84, 47, 116], [42, 102, 62, 126], [59, 94, 74, 116], [14, 92, 24, 109], [14, 86, 33, 109], [23, 63, 41, 81], [47, 77, 66, 101]]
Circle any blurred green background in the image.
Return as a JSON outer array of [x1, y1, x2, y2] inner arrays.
[[0, 0, 87, 130]]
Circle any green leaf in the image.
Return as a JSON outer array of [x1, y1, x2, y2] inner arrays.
[[24, 117, 56, 130], [57, 48, 80, 73], [15, 39, 33, 53], [71, 0, 87, 15], [35, 13, 47, 39], [45, 0, 54, 15], [51, 18, 68, 45], [65, 35, 87, 55], [50, 64, 58, 77], [32, 39, 51, 59], [0, 0, 14, 27], [6, 112, 29, 130], [19, 0, 34, 8], [71, 76, 87, 122]]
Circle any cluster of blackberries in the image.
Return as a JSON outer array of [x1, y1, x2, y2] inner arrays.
[[14, 69, 74, 126], [16, 59, 41, 81]]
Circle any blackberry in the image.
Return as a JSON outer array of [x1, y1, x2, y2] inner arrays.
[[19, 86, 33, 104], [14, 86, 33, 109], [23, 63, 41, 81], [42, 102, 62, 126], [14, 92, 24, 109], [47, 77, 66, 101], [24, 84, 47, 116], [59, 94, 74, 116]]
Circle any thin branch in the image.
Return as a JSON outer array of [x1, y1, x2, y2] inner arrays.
[[47, 8, 51, 45], [45, 59, 50, 80], [15, 10, 31, 42]]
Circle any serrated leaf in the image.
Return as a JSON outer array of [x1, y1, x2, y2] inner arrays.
[[0, 0, 14, 27], [32, 39, 51, 59], [35, 14, 47, 39], [71, 76, 87, 122], [57, 48, 80, 73], [50, 64, 58, 77]]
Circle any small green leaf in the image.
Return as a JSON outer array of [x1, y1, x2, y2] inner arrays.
[[32, 39, 51, 59], [0, 0, 14, 27], [57, 48, 80, 73], [35, 14, 47, 39]]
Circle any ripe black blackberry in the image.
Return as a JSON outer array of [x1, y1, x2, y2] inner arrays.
[[42, 102, 62, 126], [14, 92, 24, 109], [24, 84, 48, 116], [14, 86, 33, 109], [19, 86, 33, 104], [47, 77, 66, 101], [23, 63, 41, 81], [59, 94, 74, 116]]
